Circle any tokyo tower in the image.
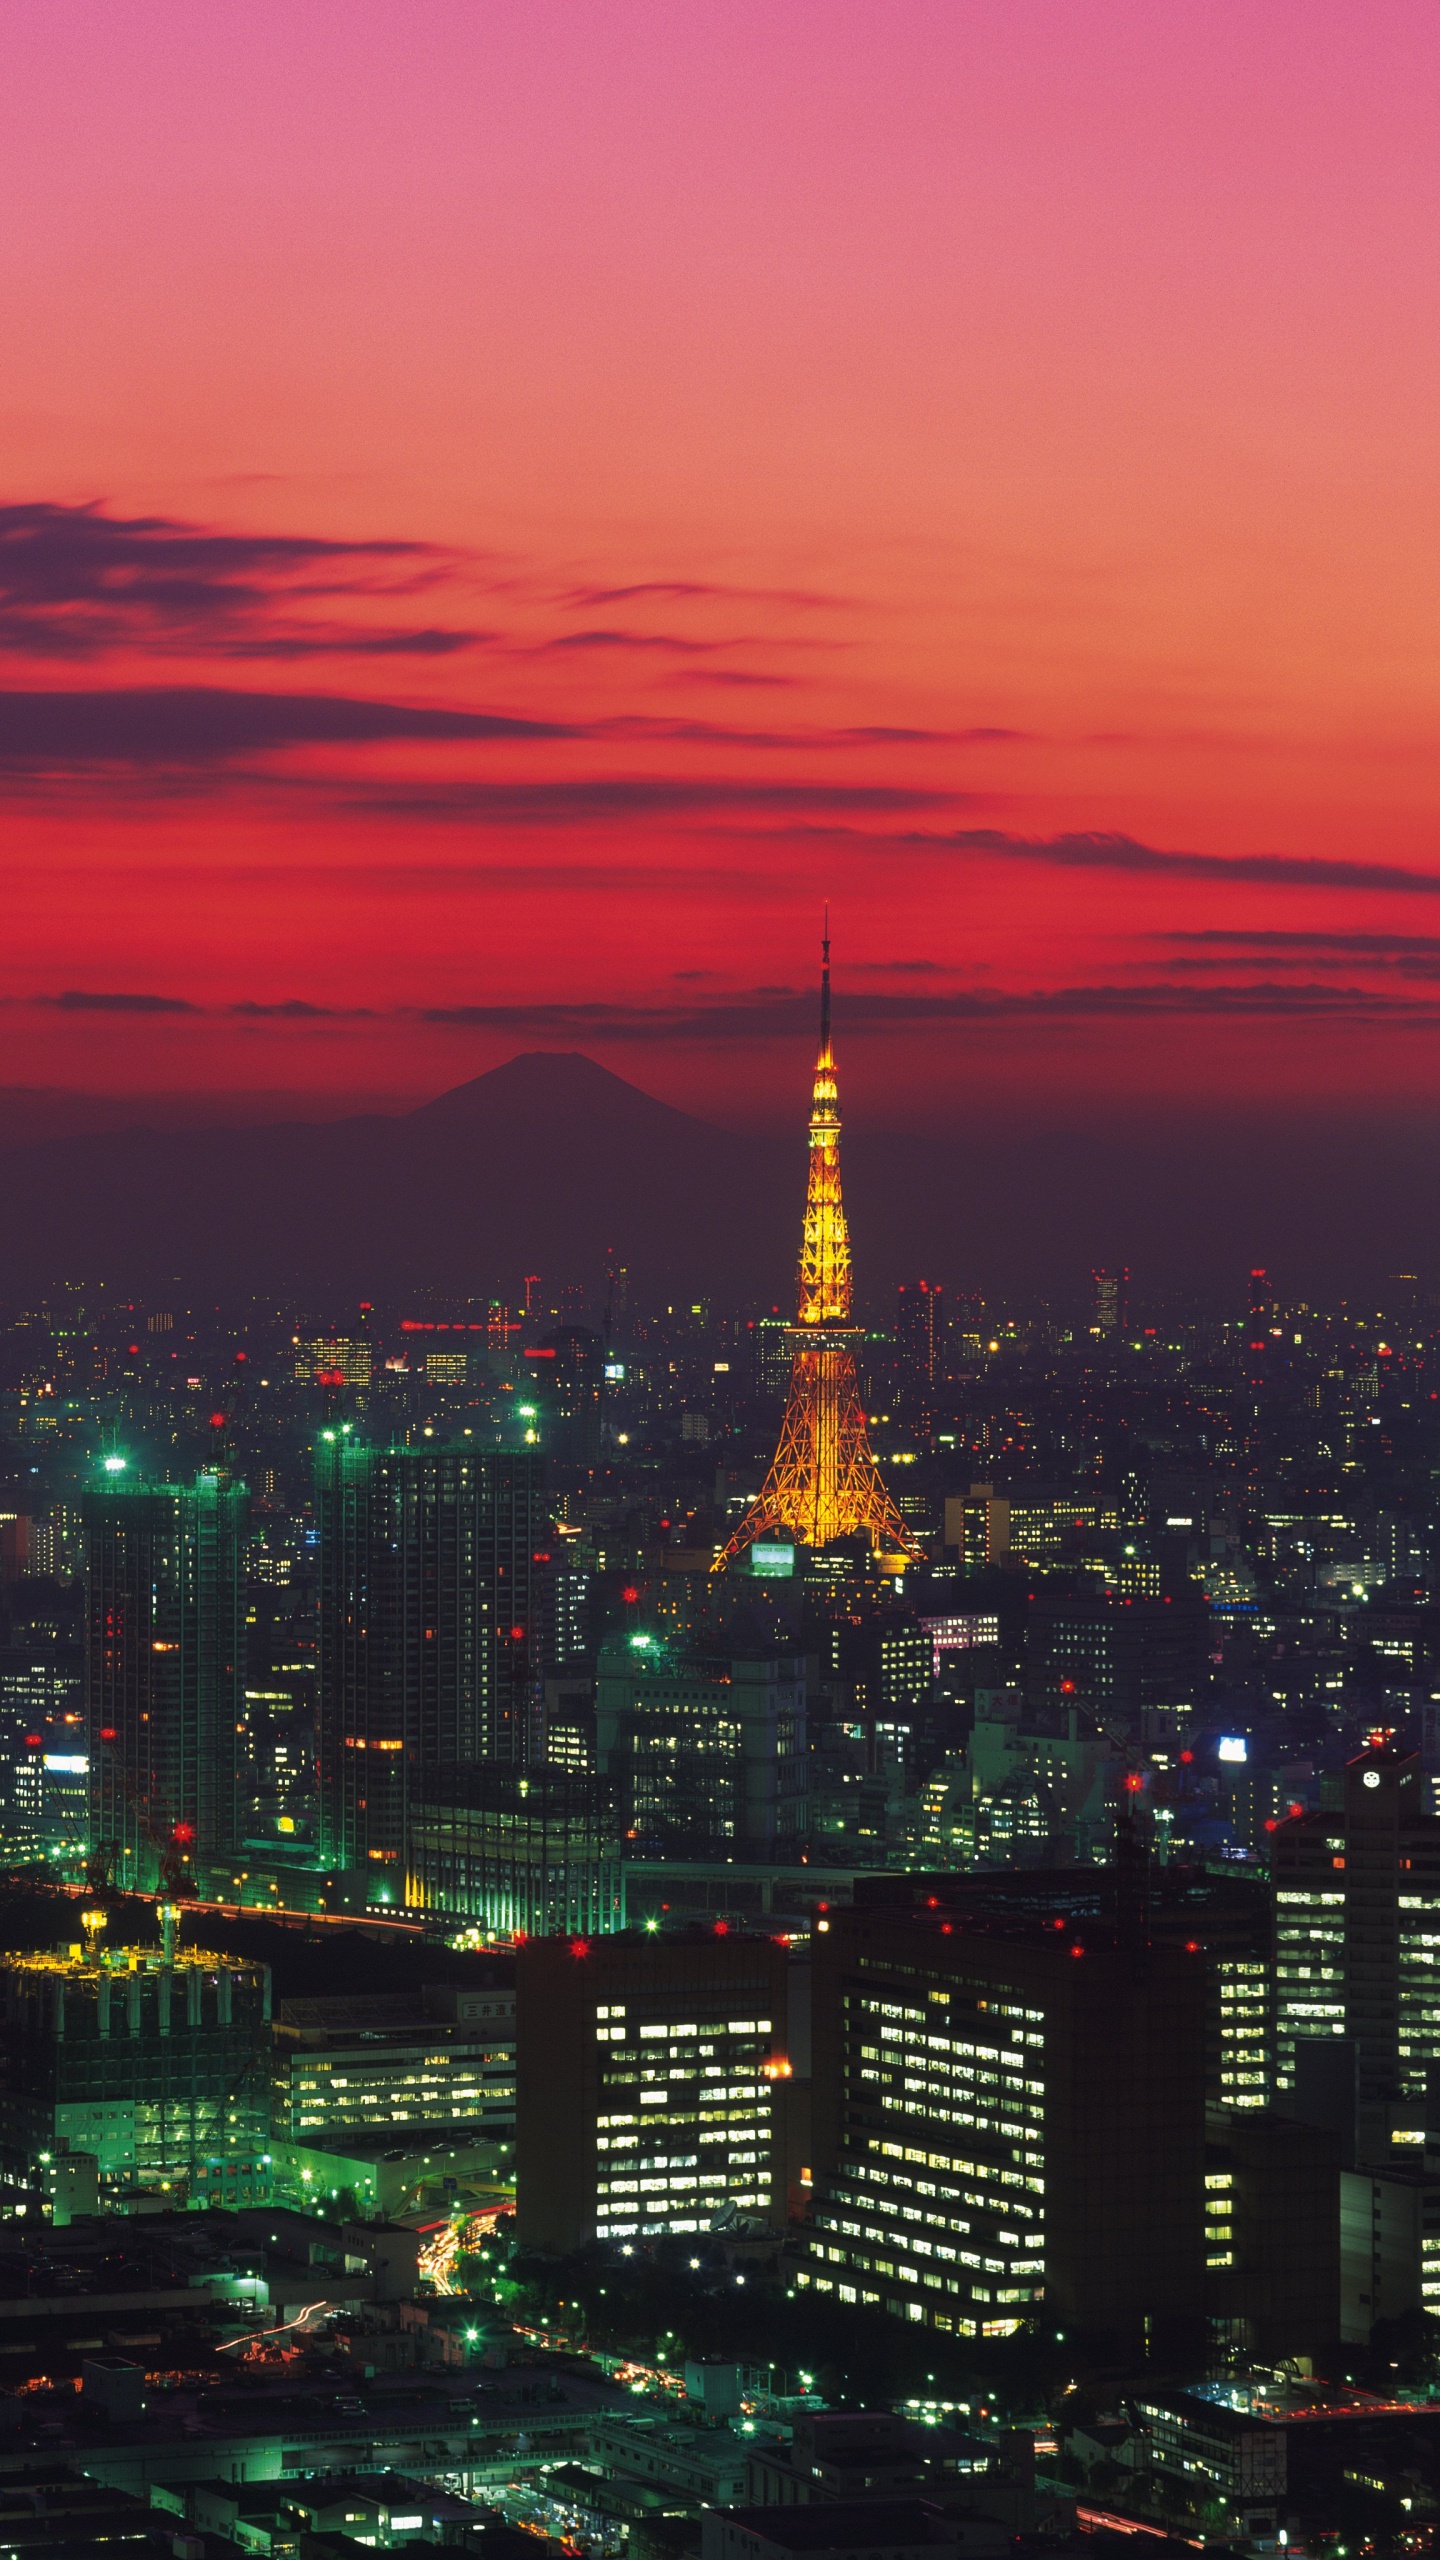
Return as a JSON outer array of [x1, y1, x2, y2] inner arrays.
[[714, 929, 921, 1571]]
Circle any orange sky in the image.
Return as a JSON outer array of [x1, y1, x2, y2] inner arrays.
[[2, 0, 1438, 1126]]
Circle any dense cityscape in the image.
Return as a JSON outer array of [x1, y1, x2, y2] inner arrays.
[[1, 958, 1439, 2558]]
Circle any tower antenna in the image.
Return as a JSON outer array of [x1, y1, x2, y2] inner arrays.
[[714, 927, 918, 1570]]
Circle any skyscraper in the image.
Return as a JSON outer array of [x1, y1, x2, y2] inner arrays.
[[716, 934, 917, 1568], [85, 1465, 247, 1891], [315, 1435, 542, 1879], [1090, 1268, 1129, 1337], [896, 1279, 944, 1401]]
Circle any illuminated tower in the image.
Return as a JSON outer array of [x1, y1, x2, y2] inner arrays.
[[716, 933, 918, 1570]]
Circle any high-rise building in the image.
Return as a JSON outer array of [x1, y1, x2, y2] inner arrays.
[[315, 1435, 543, 1879], [717, 936, 917, 1569], [85, 1466, 247, 1891], [895, 1280, 945, 1432], [1273, 1737, 1440, 2156], [1090, 1268, 1129, 1338], [594, 1630, 807, 1854], [802, 1876, 1208, 2346], [515, 1931, 790, 2251], [0, 1925, 271, 2206]]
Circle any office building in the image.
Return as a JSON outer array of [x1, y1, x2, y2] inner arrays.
[[594, 1630, 807, 1853], [271, 1978, 516, 2148], [85, 1467, 247, 1890], [1090, 1268, 1128, 1338], [0, 1927, 271, 2202], [406, 1764, 622, 1937], [1203, 2111, 1339, 2358], [295, 1334, 373, 1389], [516, 1931, 790, 2250], [315, 1436, 543, 1878], [802, 1875, 1207, 2344], [1025, 1582, 1209, 1736], [1273, 1737, 1440, 2156]]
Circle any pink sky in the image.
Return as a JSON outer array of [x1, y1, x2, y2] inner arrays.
[[1, 0, 1437, 1124]]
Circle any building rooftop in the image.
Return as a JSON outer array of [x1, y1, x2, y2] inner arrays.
[[717, 2505, 959, 2552]]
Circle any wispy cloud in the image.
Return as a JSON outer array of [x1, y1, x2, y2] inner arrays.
[[339, 776, 964, 825], [536, 627, 721, 655], [564, 578, 847, 611], [1166, 928, 1440, 954], [22, 976, 1440, 1038], [804, 824, 1440, 900], [0, 686, 575, 765], [0, 500, 478, 662]]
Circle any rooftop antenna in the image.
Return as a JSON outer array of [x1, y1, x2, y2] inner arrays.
[[820, 907, 831, 1055]]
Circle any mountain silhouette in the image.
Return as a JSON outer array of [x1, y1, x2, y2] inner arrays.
[[2, 1051, 1438, 1310], [0, 1052, 792, 1309]]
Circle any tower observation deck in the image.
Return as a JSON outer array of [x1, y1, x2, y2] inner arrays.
[[714, 933, 919, 1570]]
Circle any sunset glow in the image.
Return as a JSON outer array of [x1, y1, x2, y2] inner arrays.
[[3, 0, 1438, 1127]]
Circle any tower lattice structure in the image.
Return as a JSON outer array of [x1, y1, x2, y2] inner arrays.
[[715, 935, 920, 1570]]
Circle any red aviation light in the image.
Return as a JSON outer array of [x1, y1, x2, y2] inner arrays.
[[568, 1938, 589, 1960], [99, 1727, 117, 1742], [1070, 1943, 1084, 1958], [172, 1823, 196, 1845]]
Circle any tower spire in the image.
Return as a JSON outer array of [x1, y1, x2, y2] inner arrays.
[[714, 929, 919, 1570]]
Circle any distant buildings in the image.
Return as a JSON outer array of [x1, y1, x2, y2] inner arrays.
[[595, 1631, 807, 1855]]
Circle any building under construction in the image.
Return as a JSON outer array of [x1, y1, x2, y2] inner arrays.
[[84, 1464, 247, 1894], [0, 1918, 271, 2209]]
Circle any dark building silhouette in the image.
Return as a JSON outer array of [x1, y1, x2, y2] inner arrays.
[[315, 1436, 542, 1879], [895, 1279, 945, 1424], [85, 1468, 247, 1890]]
